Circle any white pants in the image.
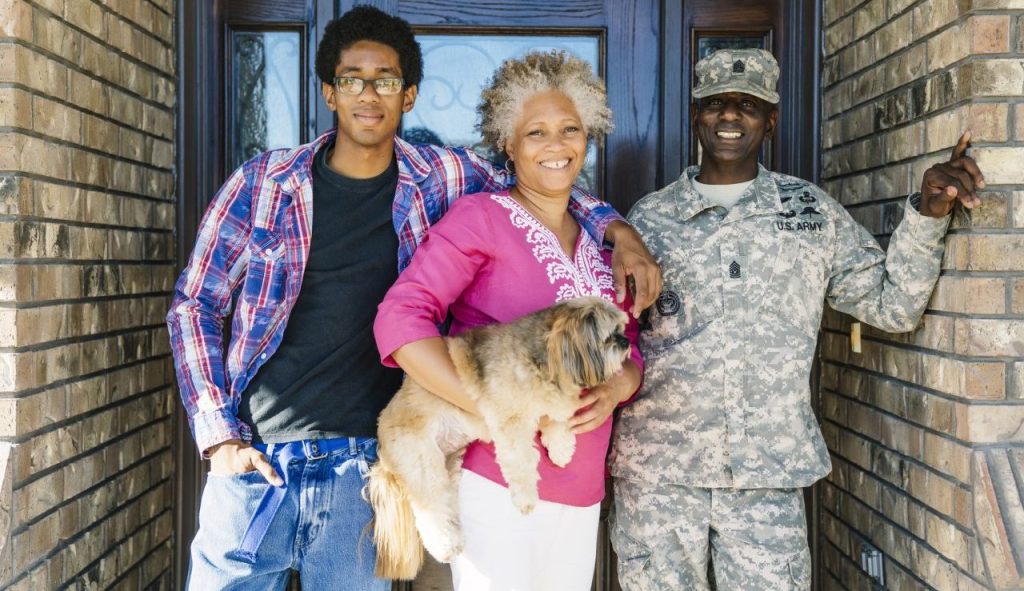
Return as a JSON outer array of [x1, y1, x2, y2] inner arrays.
[[451, 470, 601, 591]]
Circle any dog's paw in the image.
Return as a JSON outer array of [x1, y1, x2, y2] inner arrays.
[[510, 490, 538, 515], [547, 444, 575, 468], [422, 532, 464, 564], [417, 514, 465, 563]]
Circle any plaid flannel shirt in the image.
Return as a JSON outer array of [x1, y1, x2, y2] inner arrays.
[[167, 129, 621, 454]]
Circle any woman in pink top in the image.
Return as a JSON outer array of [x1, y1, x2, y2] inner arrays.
[[374, 51, 644, 591]]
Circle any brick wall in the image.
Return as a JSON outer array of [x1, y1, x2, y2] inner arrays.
[[0, 0, 176, 588], [819, 0, 1024, 589]]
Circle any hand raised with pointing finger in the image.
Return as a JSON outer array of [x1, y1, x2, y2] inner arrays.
[[918, 131, 986, 218]]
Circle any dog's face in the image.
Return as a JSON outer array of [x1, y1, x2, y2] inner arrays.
[[546, 297, 631, 388]]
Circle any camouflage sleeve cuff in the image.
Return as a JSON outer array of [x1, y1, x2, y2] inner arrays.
[[901, 192, 950, 245]]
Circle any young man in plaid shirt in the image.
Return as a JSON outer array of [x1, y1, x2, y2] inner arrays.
[[168, 6, 660, 589]]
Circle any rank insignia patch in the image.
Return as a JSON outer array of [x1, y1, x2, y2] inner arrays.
[[656, 290, 681, 316]]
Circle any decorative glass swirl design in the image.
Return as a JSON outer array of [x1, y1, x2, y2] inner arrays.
[[231, 31, 301, 170]]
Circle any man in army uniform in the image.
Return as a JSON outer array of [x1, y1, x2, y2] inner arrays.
[[608, 48, 984, 590]]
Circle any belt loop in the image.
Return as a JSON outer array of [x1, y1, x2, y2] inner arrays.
[[348, 437, 358, 456], [265, 443, 276, 459]]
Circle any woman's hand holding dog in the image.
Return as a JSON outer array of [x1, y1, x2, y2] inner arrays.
[[569, 360, 642, 434], [208, 438, 284, 485]]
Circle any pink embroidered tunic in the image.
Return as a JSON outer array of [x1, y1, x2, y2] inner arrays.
[[375, 191, 641, 507]]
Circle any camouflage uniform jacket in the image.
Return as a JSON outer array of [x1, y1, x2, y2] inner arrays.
[[610, 165, 950, 488]]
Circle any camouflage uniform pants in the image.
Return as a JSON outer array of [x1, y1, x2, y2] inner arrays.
[[610, 480, 811, 590]]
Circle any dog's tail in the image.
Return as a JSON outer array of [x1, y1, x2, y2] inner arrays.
[[369, 458, 424, 580]]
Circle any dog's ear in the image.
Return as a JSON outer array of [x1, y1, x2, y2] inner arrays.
[[547, 301, 607, 388]]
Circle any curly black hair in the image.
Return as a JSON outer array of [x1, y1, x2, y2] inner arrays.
[[315, 6, 423, 88]]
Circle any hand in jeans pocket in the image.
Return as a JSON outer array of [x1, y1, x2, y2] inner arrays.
[[207, 438, 283, 485]]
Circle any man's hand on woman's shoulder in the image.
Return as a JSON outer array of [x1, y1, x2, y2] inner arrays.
[[606, 220, 662, 317]]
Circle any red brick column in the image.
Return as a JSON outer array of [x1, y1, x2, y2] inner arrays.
[[0, 0, 176, 588], [819, 1, 1024, 590]]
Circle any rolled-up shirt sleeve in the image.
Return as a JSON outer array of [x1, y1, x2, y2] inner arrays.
[[826, 193, 949, 333], [374, 197, 494, 367]]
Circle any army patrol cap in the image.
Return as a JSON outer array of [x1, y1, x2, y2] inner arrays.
[[693, 48, 780, 104]]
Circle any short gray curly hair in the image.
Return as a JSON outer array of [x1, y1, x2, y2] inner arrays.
[[477, 50, 613, 157]]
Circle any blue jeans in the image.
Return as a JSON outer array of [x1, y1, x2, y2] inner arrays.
[[187, 437, 390, 590]]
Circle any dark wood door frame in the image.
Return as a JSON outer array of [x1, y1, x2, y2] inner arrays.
[[173, 2, 215, 586], [777, 0, 822, 185]]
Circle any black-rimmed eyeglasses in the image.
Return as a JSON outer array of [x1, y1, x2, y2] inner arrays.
[[332, 76, 405, 95]]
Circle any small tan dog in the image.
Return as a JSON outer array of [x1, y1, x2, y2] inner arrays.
[[368, 296, 631, 580]]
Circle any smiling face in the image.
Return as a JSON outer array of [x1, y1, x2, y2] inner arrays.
[[691, 91, 777, 182], [322, 40, 417, 152], [504, 90, 588, 199]]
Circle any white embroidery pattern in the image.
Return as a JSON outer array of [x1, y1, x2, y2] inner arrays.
[[492, 194, 614, 302]]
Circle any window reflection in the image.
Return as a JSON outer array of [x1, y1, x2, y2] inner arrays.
[[404, 34, 601, 192], [696, 35, 766, 61], [231, 31, 301, 170]]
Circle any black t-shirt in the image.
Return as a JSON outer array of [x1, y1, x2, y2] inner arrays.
[[238, 143, 403, 442]]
